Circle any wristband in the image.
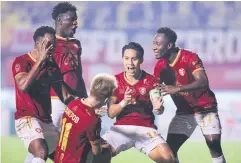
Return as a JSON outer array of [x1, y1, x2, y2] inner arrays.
[[119, 100, 127, 108]]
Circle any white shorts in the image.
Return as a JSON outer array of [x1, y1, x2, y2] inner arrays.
[[51, 98, 66, 130], [102, 125, 166, 156], [15, 117, 59, 154], [168, 111, 222, 137]]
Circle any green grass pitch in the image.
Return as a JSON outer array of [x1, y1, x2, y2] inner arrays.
[[1, 136, 241, 163]]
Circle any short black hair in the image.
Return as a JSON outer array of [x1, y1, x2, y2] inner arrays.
[[52, 2, 77, 20], [157, 27, 177, 45], [122, 42, 144, 59], [33, 26, 55, 42]]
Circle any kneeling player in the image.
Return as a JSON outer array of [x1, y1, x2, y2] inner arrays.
[[54, 73, 117, 163], [101, 42, 175, 163]]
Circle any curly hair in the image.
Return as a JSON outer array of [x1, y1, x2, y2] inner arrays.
[[157, 27, 177, 45], [52, 2, 77, 20], [33, 26, 55, 42]]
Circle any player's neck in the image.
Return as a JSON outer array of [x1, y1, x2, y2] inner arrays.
[[83, 96, 99, 109], [125, 69, 142, 83], [56, 29, 68, 38], [30, 49, 38, 60], [167, 48, 179, 65]]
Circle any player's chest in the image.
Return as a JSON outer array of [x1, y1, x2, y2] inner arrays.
[[56, 44, 80, 69], [161, 64, 192, 85], [117, 80, 153, 100]]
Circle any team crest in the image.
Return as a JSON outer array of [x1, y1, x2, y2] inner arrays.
[[139, 87, 146, 95], [179, 68, 185, 76], [35, 128, 42, 133], [15, 63, 20, 72]]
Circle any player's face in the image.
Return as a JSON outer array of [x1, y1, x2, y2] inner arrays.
[[36, 33, 56, 54], [60, 11, 78, 37], [122, 49, 143, 76], [153, 33, 171, 59]]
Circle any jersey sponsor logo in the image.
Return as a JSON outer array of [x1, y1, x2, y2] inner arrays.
[[65, 107, 80, 123], [179, 68, 185, 76], [139, 87, 146, 95], [15, 63, 20, 72]]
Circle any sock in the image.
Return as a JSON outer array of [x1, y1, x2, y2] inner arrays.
[[212, 155, 226, 163], [24, 153, 34, 163], [31, 158, 46, 163], [175, 157, 180, 163]]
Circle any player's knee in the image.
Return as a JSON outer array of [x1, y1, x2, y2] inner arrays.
[[206, 138, 221, 149], [34, 148, 48, 160], [161, 153, 175, 163]]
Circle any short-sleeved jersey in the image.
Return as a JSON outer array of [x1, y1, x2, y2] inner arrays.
[[50, 36, 87, 99], [112, 70, 159, 129], [12, 53, 63, 122], [54, 99, 101, 163], [154, 49, 217, 114]]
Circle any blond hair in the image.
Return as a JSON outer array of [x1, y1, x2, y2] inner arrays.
[[90, 73, 118, 99]]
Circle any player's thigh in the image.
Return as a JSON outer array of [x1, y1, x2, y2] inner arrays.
[[101, 125, 135, 156], [39, 121, 59, 154], [51, 98, 66, 129], [195, 111, 222, 136], [149, 143, 175, 163], [134, 126, 167, 155], [168, 114, 197, 137], [15, 117, 46, 151]]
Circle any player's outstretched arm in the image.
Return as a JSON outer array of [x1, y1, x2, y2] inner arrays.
[[14, 38, 53, 92], [178, 70, 209, 92]]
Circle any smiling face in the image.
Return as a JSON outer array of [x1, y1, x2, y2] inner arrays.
[[59, 11, 78, 37], [152, 33, 172, 59], [122, 49, 143, 76]]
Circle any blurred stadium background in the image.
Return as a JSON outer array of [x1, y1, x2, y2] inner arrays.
[[1, 1, 241, 163]]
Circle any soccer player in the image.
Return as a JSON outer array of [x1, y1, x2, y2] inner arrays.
[[54, 73, 118, 163], [152, 27, 226, 163], [101, 42, 175, 163], [50, 2, 88, 130], [13, 26, 73, 163]]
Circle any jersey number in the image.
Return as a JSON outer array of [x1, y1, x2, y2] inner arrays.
[[59, 118, 73, 151]]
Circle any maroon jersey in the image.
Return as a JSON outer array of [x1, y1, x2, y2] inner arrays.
[[54, 99, 100, 163], [12, 53, 63, 122], [112, 71, 159, 129], [154, 49, 217, 114], [50, 36, 87, 99]]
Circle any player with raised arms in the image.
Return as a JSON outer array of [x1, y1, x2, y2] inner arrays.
[[13, 26, 73, 163]]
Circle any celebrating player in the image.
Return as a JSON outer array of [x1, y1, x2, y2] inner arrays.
[[13, 26, 73, 163], [50, 2, 87, 131], [101, 42, 175, 163], [54, 73, 117, 163], [153, 27, 226, 163]]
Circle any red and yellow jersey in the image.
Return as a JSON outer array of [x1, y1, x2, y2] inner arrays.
[[54, 99, 100, 163], [12, 53, 62, 123], [154, 48, 217, 114], [50, 36, 87, 99], [113, 71, 159, 129]]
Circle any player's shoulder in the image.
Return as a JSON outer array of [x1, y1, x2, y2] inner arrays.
[[155, 58, 168, 68], [143, 71, 159, 82], [180, 48, 199, 58], [114, 72, 124, 81], [12, 53, 29, 65]]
